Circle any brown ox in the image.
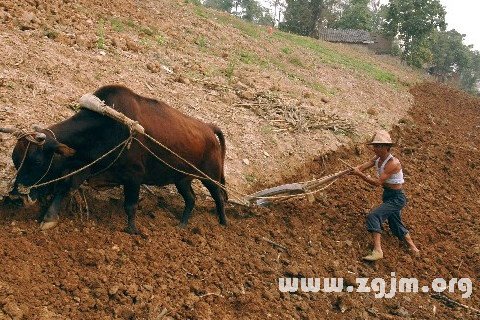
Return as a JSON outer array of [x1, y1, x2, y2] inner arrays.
[[3, 85, 227, 233]]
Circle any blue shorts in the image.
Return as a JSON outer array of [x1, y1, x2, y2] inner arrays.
[[366, 187, 409, 239]]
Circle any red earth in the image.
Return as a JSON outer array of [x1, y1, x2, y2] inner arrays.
[[0, 83, 479, 319]]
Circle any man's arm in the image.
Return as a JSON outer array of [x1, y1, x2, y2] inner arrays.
[[354, 156, 377, 172], [352, 158, 401, 187]]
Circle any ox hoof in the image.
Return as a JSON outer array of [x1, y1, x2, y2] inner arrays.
[[179, 222, 188, 228], [124, 226, 146, 238], [40, 220, 58, 230]]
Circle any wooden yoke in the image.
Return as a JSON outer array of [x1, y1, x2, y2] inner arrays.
[[79, 93, 145, 135]]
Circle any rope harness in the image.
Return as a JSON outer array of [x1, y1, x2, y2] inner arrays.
[[11, 95, 346, 205]]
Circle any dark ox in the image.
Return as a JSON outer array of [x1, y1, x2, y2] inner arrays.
[[5, 85, 227, 233]]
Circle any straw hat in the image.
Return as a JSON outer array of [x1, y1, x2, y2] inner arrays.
[[367, 130, 394, 145]]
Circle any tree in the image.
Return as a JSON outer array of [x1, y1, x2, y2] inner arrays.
[[384, 0, 446, 67], [459, 50, 480, 94], [203, 0, 234, 12], [267, 0, 287, 26], [370, 0, 387, 31], [333, 0, 374, 31], [280, 0, 338, 36], [429, 30, 469, 80], [280, 0, 314, 36], [240, 0, 272, 24], [203, 0, 273, 25], [428, 29, 480, 93]]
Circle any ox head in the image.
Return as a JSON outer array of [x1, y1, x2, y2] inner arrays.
[[1, 126, 76, 203]]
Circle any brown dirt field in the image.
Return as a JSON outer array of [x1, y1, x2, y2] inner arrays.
[[0, 83, 479, 319]]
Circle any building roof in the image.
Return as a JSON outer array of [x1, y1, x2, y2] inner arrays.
[[318, 29, 373, 44]]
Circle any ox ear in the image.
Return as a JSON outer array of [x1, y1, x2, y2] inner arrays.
[[55, 143, 76, 157]]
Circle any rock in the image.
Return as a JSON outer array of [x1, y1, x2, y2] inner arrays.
[[184, 292, 199, 306], [3, 301, 24, 319], [389, 306, 410, 317], [242, 158, 250, 165], [303, 91, 313, 98], [175, 75, 190, 84], [21, 11, 36, 24], [126, 38, 140, 52], [161, 65, 173, 74], [126, 283, 139, 297], [306, 194, 315, 203], [0, 9, 12, 22], [236, 89, 256, 100], [146, 62, 161, 73], [366, 307, 378, 316], [367, 107, 378, 116], [334, 296, 352, 313], [233, 81, 249, 91], [108, 285, 120, 296], [143, 284, 153, 291], [344, 274, 357, 288]]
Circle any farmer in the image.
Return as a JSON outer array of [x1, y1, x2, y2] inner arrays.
[[350, 130, 419, 261]]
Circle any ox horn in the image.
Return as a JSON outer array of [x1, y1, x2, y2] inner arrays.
[[32, 125, 44, 132], [34, 132, 47, 144], [0, 127, 25, 139], [31, 125, 47, 144], [0, 127, 17, 134]]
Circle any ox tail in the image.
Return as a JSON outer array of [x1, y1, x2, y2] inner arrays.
[[210, 124, 228, 201]]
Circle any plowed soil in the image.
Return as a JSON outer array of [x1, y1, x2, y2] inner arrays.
[[0, 83, 479, 320]]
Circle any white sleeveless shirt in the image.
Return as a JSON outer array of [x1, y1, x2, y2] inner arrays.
[[375, 154, 404, 184]]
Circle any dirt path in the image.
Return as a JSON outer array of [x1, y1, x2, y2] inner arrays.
[[0, 82, 478, 319]]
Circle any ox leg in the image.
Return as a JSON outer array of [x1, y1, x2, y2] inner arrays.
[[202, 181, 227, 226], [40, 189, 68, 230], [123, 182, 141, 235], [175, 179, 196, 227]]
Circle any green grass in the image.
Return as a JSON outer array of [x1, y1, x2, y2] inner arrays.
[[288, 56, 304, 68], [155, 35, 165, 46], [305, 80, 337, 95], [110, 18, 124, 32], [224, 62, 235, 79], [97, 19, 106, 49], [195, 36, 207, 48], [274, 32, 398, 85], [261, 124, 275, 134], [200, 12, 396, 87], [185, 0, 202, 5], [269, 58, 335, 95], [244, 174, 256, 183], [104, 17, 166, 47], [140, 26, 156, 36], [193, 5, 209, 18], [236, 50, 268, 68], [215, 13, 261, 38], [44, 29, 59, 39], [239, 50, 256, 64]]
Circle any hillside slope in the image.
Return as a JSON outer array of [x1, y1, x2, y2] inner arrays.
[[1, 0, 419, 197]]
